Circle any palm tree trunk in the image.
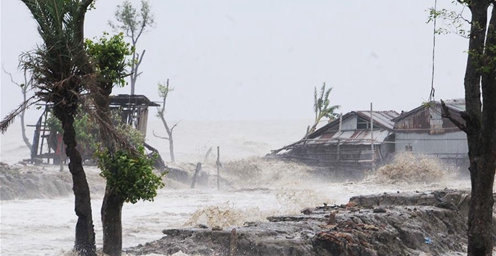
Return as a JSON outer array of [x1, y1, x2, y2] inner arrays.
[[59, 110, 96, 256]]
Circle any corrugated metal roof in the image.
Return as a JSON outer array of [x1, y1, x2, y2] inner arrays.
[[393, 99, 465, 122], [306, 129, 393, 145], [443, 99, 465, 112], [308, 110, 399, 139], [355, 110, 399, 130]]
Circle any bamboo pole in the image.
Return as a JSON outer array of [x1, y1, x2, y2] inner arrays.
[[191, 162, 201, 188], [216, 146, 220, 190], [370, 103, 375, 171], [337, 113, 342, 162]]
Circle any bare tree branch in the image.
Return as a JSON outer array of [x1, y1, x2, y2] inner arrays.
[[2, 66, 21, 87], [170, 121, 181, 133], [137, 49, 146, 66], [2, 66, 33, 149], [440, 99, 468, 133], [152, 130, 169, 140]]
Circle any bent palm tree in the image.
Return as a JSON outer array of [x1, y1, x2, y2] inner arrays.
[[307, 82, 340, 136], [1, 0, 97, 255]]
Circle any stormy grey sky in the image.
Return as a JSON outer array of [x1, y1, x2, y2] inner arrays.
[[1, 0, 468, 122]]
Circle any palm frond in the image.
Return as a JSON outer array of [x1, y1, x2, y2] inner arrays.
[[20, 0, 93, 106], [319, 82, 326, 105], [313, 86, 318, 119], [1, 95, 40, 133]]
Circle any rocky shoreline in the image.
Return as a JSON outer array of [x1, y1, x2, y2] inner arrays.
[[127, 189, 483, 256]]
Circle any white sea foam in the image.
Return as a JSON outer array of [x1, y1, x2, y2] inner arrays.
[[0, 119, 472, 255]]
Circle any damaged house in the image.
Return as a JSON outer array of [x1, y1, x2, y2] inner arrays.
[[274, 110, 400, 169], [272, 99, 468, 170], [393, 99, 468, 166]]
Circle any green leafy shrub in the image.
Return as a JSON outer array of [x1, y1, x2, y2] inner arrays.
[[85, 32, 131, 87], [96, 146, 164, 204]]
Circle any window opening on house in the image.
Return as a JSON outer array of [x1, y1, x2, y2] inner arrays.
[[357, 117, 380, 130]]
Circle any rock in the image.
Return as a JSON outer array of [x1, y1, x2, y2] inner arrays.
[[198, 224, 208, 229], [212, 226, 223, 231], [372, 207, 387, 213], [327, 211, 336, 225], [243, 221, 259, 227], [435, 201, 458, 211], [362, 224, 379, 231], [301, 208, 313, 215]]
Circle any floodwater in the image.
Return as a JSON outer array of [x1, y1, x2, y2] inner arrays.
[[0, 119, 472, 255]]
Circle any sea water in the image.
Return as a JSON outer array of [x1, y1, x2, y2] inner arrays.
[[0, 119, 472, 255]]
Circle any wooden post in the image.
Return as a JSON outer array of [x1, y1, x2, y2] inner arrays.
[[191, 162, 202, 188], [337, 114, 342, 162], [370, 103, 375, 171], [203, 147, 212, 163], [216, 146, 220, 190], [229, 228, 238, 256]]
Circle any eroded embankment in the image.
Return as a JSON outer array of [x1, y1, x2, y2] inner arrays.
[[0, 163, 105, 200], [127, 189, 488, 256]]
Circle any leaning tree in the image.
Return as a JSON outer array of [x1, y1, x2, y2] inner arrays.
[[0, 0, 97, 255]]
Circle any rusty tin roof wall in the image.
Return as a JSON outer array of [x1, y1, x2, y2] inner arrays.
[[393, 99, 465, 123]]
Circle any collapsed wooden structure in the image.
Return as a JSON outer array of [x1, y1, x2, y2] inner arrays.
[[29, 94, 160, 164]]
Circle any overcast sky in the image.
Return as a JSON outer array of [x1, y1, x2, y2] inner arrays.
[[1, 0, 468, 122]]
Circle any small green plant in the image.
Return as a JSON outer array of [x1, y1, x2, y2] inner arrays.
[[96, 146, 164, 204]]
